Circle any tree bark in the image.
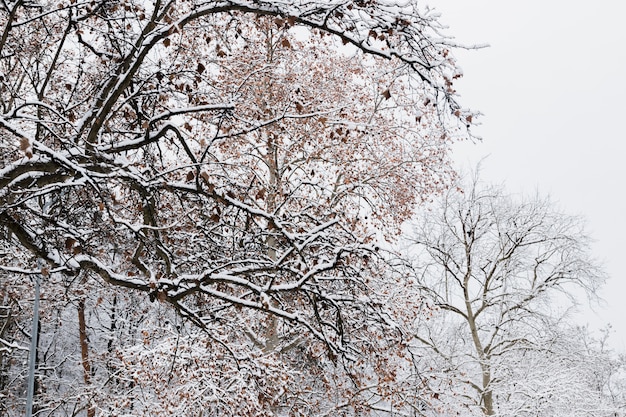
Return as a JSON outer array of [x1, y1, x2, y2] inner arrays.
[[77, 300, 95, 417]]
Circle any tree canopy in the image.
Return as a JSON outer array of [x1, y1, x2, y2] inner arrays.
[[0, 0, 470, 340], [0, 1, 473, 415]]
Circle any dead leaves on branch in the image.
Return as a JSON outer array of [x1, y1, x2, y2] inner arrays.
[[1, 0, 471, 373]]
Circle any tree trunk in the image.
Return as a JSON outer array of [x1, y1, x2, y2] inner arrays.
[[77, 300, 95, 417], [465, 293, 495, 415], [482, 370, 495, 416]]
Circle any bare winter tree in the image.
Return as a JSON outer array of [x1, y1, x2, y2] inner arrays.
[[0, 0, 474, 415], [492, 324, 626, 417], [407, 175, 607, 416]]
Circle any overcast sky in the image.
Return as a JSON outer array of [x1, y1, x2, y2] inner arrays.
[[436, 1, 626, 349]]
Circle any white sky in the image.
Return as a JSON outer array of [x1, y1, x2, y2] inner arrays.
[[436, 0, 626, 350]]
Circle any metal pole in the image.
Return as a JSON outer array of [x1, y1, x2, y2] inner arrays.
[[25, 271, 40, 417]]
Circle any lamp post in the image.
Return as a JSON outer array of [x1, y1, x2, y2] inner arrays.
[[25, 269, 40, 417]]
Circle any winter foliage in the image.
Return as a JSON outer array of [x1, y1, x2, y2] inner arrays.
[[0, 1, 624, 416]]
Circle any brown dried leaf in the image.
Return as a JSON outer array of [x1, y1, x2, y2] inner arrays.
[[65, 237, 76, 252], [19, 137, 30, 151]]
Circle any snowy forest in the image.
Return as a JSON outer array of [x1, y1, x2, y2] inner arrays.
[[0, 0, 625, 416]]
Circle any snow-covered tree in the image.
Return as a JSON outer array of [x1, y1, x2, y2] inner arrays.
[[491, 324, 626, 417], [406, 175, 615, 416], [0, 0, 474, 415]]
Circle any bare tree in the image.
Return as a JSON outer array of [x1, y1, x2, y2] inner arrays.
[[407, 175, 606, 415], [492, 324, 626, 417]]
